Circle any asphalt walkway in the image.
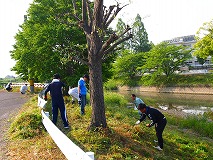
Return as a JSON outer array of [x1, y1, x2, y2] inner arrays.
[[0, 90, 29, 159]]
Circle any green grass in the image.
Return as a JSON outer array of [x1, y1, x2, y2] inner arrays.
[[6, 92, 213, 160], [8, 96, 45, 139], [167, 113, 213, 139], [139, 74, 213, 87]]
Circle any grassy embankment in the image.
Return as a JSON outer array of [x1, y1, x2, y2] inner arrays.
[[104, 74, 213, 88], [5, 90, 213, 160]]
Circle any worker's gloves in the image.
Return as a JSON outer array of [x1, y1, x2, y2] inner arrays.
[[135, 120, 141, 125]]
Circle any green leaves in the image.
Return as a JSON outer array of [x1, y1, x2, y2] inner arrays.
[[112, 50, 146, 85], [194, 19, 213, 59], [116, 14, 152, 53], [144, 42, 192, 77], [11, 0, 87, 83]]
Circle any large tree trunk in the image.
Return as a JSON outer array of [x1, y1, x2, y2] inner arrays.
[[72, 0, 131, 129], [88, 32, 107, 129]]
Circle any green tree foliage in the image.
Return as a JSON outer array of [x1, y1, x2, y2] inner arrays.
[[116, 14, 151, 53], [143, 42, 192, 78], [116, 18, 128, 51], [11, 0, 87, 85], [11, 0, 114, 86], [131, 14, 152, 52], [194, 19, 213, 59], [112, 50, 146, 85]]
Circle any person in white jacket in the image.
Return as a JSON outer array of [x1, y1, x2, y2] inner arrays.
[[20, 84, 28, 94], [68, 87, 81, 104]]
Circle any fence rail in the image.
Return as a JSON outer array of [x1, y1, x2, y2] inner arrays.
[[12, 83, 46, 88]]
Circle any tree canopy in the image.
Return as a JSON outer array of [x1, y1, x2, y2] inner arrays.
[[11, 0, 87, 86], [10, 0, 115, 86], [142, 42, 192, 77], [112, 50, 146, 85], [194, 19, 213, 59]]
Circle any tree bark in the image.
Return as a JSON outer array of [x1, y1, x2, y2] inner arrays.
[[88, 32, 107, 128]]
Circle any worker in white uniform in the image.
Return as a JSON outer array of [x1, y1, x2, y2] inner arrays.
[[68, 87, 81, 104]]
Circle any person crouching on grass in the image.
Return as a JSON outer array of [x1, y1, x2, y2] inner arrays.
[[136, 103, 167, 151]]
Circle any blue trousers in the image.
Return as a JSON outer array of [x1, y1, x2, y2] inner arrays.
[[52, 98, 69, 127], [80, 95, 86, 115]]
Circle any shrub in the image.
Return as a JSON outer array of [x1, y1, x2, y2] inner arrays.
[[104, 91, 128, 108], [104, 79, 119, 90]]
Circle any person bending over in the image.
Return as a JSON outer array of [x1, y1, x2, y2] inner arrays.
[[136, 103, 167, 151]]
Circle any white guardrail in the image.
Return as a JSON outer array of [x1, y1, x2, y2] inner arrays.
[[38, 95, 94, 160], [12, 83, 46, 88]]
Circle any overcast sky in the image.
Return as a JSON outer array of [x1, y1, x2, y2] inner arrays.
[[0, 0, 212, 78]]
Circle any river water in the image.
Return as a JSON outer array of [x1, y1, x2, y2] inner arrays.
[[118, 90, 213, 115]]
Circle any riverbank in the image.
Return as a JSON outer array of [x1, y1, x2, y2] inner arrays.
[[5, 93, 213, 159], [118, 86, 213, 95]]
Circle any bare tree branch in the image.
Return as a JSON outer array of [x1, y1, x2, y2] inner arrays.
[[103, 5, 116, 26], [70, 55, 89, 66], [100, 25, 131, 56], [104, 3, 128, 29], [72, 0, 77, 15], [100, 33, 118, 55], [70, 0, 81, 21], [93, 0, 104, 31], [103, 34, 133, 56], [116, 25, 131, 40], [82, 0, 88, 26], [86, 0, 93, 27]]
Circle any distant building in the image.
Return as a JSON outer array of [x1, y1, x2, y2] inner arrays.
[[5, 75, 15, 79], [164, 35, 212, 71]]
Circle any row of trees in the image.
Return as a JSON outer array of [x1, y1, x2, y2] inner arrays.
[[113, 18, 213, 86], [112, 43, 192, 86], [10, 0, 213, 129]]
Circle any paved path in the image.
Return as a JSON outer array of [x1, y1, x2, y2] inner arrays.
[[0, 90, 29, 159]]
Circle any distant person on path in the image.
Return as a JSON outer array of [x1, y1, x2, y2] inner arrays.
[[44, 73, 69, 128], [136, 103, 167, 151], [78, 74, 89, 115], [20, 84, 28, 94], [68, 87, 81, 104], [131, 94, 145, 124], [5, 82, 12, 92]]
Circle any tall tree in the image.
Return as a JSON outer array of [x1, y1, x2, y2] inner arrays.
[[112, 50, 146, 85], [11, 0, 87, 85], [72, 0, 132, 128], [116, 14, 151, 53], [116, 18, 130, 51], [131, 14, 151, 52], [194, 19, 213, 59], [11, 0, 117, 87]]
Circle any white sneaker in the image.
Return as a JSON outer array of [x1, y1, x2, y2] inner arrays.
[[135, 120, 141, 125], [64, 125, 70, 129], [154, 146, 163, 151], [154, 140, 158, 143]]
